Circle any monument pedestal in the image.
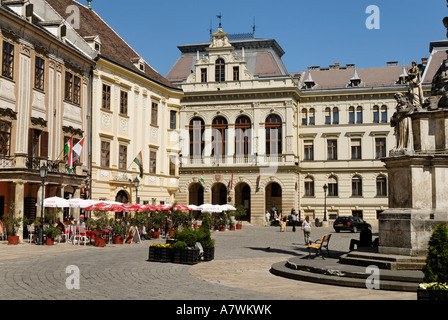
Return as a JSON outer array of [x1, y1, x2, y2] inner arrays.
[[379, 109, 448, 256]]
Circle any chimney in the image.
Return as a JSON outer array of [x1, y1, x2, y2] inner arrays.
[[421, 57, 428, 66]]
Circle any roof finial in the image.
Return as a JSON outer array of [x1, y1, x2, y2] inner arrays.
[[217, 13, 222, 28], [87, 0, 92, 9]]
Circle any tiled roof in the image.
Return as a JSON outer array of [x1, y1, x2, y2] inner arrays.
[[45, 0, 178, 90]]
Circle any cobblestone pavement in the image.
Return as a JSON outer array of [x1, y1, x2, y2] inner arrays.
[[0, 224, 416, 300]]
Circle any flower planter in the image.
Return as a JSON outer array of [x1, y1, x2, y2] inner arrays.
[[219, 226, 226, 232], [173, 248, 200, 265], [202, 246, 215, 261], [7, 236, 19, 245], [236, 223, 242, 230], [148, 245, 172, 262], [152, 231, 160, 239], [114, 236, 124, 244], [417, 289, 448, 300], [94, 238, 106, 247], [229, 225, 235, 231], [46, 238, 55, 246]]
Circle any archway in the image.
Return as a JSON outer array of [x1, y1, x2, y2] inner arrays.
[[188, 182, 204, 206], [234, 183, 251, 222], [115, 190, 129, 219], [265, 182, 282, 216], [211, 183, 227, 205]]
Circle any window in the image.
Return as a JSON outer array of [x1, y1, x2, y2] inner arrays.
[[309, 108, 315, 125], [356, 106, 363, 124], [0, 120, 11, 156], [304, 140, 314, 160], [151, 102, 158, 126], [373, 105, 379, 123], [304, 177, 314, 197], [235, 116, 251, 156], [352, 176, 362, 197], [170, 110, 177, 130], [2, 41, 14, 79], [301, 109, 307, 125], [65, 72, 81, 105], [65, 72, 73, 102], [328, 176, 338, 197], [381, 105, 388, 123], [265, 114, 282, 155], [349, 107, 355, 124], [211, 116, 228, 158], [102, 84, 111, 109], [169, 155, 176, 176], [189, 117, 205, 157], [327, 139, 337, 160], [101, 141, 110, 167], [325, 108, 331, 125], [375, 138, 386, 159], [35, 56, 45, 90], [351, 139, 362, 160], [233, 66, 239, 81], [29, 129, 41, 158], [215, 58, 225, 82], [120, 91, 128, 115], [118, 145, 127, 170], [376, 176, 387, 196], [333, 107, 339, 124], [201, 68, 207, 83], [150, 150, 157, 174]]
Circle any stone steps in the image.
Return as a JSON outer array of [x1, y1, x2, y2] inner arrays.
[[339, 252, 426, 271]]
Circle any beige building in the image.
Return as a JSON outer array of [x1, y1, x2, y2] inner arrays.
[[168, 26, 435, 226], [46, 0, 183, 209], [0, 0, 95, 237]]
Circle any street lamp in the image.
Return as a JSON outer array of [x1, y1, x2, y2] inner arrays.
[[133, 177, 140, 204], [323, 184, 328, 222], [38, 164, 48, 245]]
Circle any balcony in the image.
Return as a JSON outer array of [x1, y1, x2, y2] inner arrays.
[[0, 155, 80, 175], [181, 154, 290, 168]]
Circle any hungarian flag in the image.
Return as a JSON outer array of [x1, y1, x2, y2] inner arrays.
[[72, 137, 85, 162], [200, 172, 205, 184], [256, 170, 261, 191], [229, 172, 233, 190], [133, 151, 143, 178], [65, 136, 73, 172]]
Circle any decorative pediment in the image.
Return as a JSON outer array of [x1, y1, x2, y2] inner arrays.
[[62, 125, 83, 137], [0, 107, 17, 120], [30, 117, 47, 128]]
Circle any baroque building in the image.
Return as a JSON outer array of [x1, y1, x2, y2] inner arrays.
[[0, 0, 95, 237], [45, 0, 183, 211], [167, 26, 434, 225]]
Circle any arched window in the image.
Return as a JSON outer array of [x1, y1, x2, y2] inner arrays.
[[356, 106, 363, 124], [265, 114, 282, 155], [235, 116, 251, 156], [212, 117, 228, 158], [328, 176, 338, 197], [304, 176, 314, 197], [215, 58, 225, 83], [352, 175, 363, 197], [189, 117, 205, 157], [376, 175, 387, 196], [309, 108, 315, 125], [325, 107, 331, 125], [381, 105, 388, 123], [301, 108, 308, 125], [349, 106, 355, 124], [333, 107, 339, 124], [373, 105, 380, 123]]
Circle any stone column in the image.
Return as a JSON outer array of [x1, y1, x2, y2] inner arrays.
[[14, 181, 25, 243]]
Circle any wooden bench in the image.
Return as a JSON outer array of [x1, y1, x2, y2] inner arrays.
[[306, 234, 331, 259]]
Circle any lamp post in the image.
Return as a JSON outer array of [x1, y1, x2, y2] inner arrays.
[[323, 184, 328, 223], [38, 164, 48, 245], [133, 177, 140, 204]]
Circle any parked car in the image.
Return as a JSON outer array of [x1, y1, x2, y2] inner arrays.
[[333, 216, 371, 233]]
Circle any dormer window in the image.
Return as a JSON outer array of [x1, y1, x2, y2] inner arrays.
[[303, 71, 315, 89], [84, 35, 102, 52], [349, 69, 361, 87], [131, 57, 145, 72]]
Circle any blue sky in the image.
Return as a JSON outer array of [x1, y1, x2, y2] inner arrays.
[[88, 0, 446, 77]]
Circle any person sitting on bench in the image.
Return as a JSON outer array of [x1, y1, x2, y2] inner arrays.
[[349, 222, 372, 250]]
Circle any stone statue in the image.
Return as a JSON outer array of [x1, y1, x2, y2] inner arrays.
[[423, 58, 448, 109], [390, 93, 414, 154], [407, 61, 425, 108]]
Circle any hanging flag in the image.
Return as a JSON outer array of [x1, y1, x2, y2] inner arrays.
[[133, 151, 143, 178], [256, 170, 261, 191], [72, 137, 85, 162], [230, 172, 233, 190], [64, 136, 73, 172], [200, 172, 205, 184]]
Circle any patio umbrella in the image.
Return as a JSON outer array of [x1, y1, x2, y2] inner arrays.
[[199, 204, 222, 213], [120, 203, 142, 212], [68, 198, 100, 209], [187, 204, 200, 210], [156, 204, 172, 211], [173, 204, 191, 211], [138, 204, 157, 211], [37, 196, 70, 208], [219, 204, 236, 211]]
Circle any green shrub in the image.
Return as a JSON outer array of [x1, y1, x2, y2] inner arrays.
[[172, 241, 187, 249], [423, 224, 448, 284], [175, 228, 197, 247]]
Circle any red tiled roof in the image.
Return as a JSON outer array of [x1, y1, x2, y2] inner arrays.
[[45, 0, 178, 90]]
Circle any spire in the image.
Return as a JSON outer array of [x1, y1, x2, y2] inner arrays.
[[87, 0, 92, 9], [350, 68, 360, 80], [304, 71, 315, 89]]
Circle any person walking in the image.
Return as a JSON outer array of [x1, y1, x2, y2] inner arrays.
[[302, 216, 312, 245], [265, 211, 270, 227], [291, 209, 298, 232]]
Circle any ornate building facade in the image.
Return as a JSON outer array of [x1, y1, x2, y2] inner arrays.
[[167, 27, 434, 225], [0, 0, 95, 237]]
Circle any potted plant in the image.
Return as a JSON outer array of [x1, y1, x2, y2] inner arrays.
[[112, 220, 125, 244], [173, 227, 200, 264], [234, 205, 247, 230], [148, 243, 173, 262], [2, 208, 22, 245], [196, 215, 215, 261], [87, 211, 109, 247], [418, 224, 448, 300], [43, 225, 62, 245], [149, 211, 165, 238]]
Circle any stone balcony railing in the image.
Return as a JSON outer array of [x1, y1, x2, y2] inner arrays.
[[181, 154, 292, 168], [0, 155, 80, 175]]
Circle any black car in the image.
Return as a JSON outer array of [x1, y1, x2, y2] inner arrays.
[[333, 216, 370, 233]]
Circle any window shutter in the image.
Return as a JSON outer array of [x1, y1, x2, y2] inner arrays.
[[40, 131, 48, 158], [28, 128, 34, 157]]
